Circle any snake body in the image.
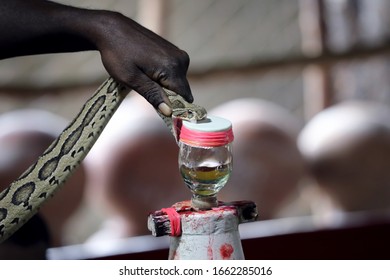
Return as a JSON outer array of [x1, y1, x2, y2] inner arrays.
[[0, 77, 206, 243]]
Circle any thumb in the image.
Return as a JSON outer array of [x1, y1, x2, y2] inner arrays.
[[132, 75, 172, 116]]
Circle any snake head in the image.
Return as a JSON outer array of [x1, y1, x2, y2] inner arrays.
[[172, 106, 207, 122], [171, 106, 207, 143], [165, 88, 207, 123]]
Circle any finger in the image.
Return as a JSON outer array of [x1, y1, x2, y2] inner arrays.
[[155, 50, 193, 103], [157, 102, 172, 116], [131, 74, 172, 116], [162, 76, 193, 103]]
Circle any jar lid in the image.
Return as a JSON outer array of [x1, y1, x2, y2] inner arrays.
[[178, 115, 234, 147]]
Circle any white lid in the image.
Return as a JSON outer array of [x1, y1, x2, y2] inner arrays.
[[182, 115, 232, 132]]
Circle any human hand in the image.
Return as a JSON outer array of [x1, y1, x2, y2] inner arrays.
[[93, 12, 193, 115], [0, 1, 192, 115]]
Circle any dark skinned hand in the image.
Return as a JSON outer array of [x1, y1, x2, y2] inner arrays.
[[95, 12, 193, 115], [0, 0, 193, 115]]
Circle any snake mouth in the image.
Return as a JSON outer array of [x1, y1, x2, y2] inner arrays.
[[172, 109, 195, 121]]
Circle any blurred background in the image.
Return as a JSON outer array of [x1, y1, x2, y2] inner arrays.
[[1, 0, 390, 258]]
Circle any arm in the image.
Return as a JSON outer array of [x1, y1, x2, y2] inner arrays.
[[0, 0, 192, 114]]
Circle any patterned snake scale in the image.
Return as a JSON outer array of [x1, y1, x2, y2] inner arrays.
[[0, 77, 207, 243]]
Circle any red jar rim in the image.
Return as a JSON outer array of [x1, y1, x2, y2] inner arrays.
[[178, 116, 234, 147]]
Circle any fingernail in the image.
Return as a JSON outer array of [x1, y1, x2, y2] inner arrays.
[[158, 102, 172, 116]]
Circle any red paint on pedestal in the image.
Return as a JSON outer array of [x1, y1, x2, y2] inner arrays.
[[220, 243, 234, 260], [207, 245, 213, 259]]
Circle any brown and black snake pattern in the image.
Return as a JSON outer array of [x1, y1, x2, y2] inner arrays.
[[0, 77, 206, 243]]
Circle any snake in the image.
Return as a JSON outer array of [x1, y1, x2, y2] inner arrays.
[[0, 77, 207, 243]]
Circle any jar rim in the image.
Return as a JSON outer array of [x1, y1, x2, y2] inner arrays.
[[178, 116, 234, 147]]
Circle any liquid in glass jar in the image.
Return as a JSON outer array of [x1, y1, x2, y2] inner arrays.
[[177, 116, 234, 209]]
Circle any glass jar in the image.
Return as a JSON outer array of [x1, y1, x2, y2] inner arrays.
[[177, 116, 234, 210]]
